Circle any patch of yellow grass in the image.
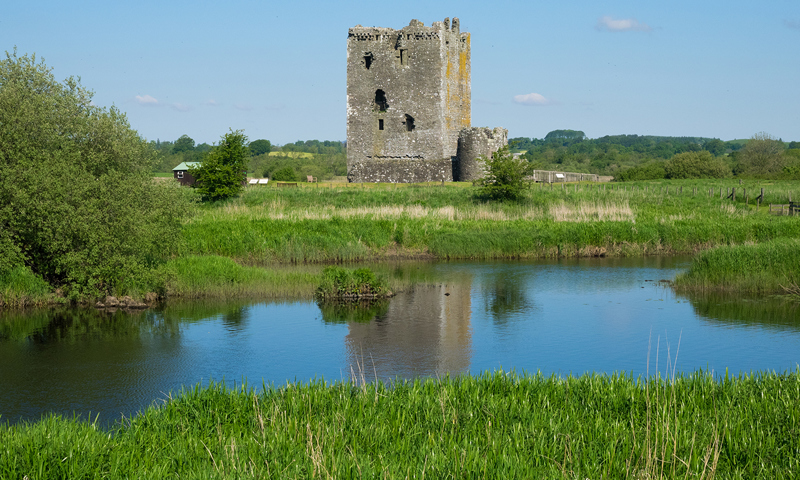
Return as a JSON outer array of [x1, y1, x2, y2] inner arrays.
[[549, 201, 635, 222]]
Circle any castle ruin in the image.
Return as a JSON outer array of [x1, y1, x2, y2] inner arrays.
[[346, 17, 506, 183]]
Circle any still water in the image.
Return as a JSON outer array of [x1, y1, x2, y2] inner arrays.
[[1, 257, 799, 425]]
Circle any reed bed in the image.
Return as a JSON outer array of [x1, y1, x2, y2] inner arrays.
[[673, 238, 800, 295], [2, 370, 798, 478]]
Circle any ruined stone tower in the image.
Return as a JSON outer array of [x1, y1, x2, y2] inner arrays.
[[347, 18, 471, 183]]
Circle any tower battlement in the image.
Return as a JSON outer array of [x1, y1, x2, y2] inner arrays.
[[346, 18, 504, 183]]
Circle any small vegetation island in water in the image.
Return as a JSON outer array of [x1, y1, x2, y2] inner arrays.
[[3, 51, 800, 477]]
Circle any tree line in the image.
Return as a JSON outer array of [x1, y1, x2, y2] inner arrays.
[[510, 130, 800, 180]]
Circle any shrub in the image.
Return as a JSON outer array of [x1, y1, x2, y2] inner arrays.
[[190, 130, 249, 202], [0, 51, 188, 298], [475, 146, 534, 202], [664, 151, 730, 179], [615, 162, 666, 181], [316, 266, 390, 299], [271, 166, 298, 182]]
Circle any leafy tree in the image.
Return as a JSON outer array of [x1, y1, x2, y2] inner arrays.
[[664, 151, 730, 179], [271, 166, 298, 181], [737, 132, 785, 177], [249, 139, 272, 156], [0, 50, 187, 297], [190, 130, 249, 201], [475, 146, 534, 202], [703, 138, 726, 156], [172, 134, 195, 153]]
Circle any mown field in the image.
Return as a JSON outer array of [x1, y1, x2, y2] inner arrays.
[[2, 371, 798, 479]]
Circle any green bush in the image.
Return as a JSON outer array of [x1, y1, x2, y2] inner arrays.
[[0, 51, 188, 298], [475, 146, 534, 202], [616, 162, 666, 181], [664, 151, 730, 179], [189, 130, 249, 202], [271, 165, 298, 181]]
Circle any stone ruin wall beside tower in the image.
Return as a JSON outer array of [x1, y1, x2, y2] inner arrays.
[[346, 18, 505, 183]]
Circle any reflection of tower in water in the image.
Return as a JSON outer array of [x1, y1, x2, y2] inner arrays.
[[344, 281, 472, 380]]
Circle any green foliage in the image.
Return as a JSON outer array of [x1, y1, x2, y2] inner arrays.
[[270, 165, 298, 181], [0, 50, 188, 298], [616, 162, 666, 181], [172, 134, 195, 153], [476, 146, 534, 202], [664, 151, 730, 179], [316, 266, 390, 299], [736, 132, 786, 177], [248, 139, 271, 156], [674, 239, 800, 294], [2, 372, 799, 478], [0, 266, 52, 306], [190, 130, 249, 202], [703, 138, 727, 156], [544, 129, 586, 145]]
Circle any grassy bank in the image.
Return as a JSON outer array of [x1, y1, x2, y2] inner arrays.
[[2, 371, 798, 478], [181, 180, 800, 264], [673, 238, 800, 295]]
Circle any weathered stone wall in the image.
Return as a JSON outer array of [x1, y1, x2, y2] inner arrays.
[[348, 158, 453, 183], [346, 18, 470, 183], [455, 127, 508, 182]]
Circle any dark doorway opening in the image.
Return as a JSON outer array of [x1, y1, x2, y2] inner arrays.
[[378, 119, 384, 130], [374, 89, 388, 111]]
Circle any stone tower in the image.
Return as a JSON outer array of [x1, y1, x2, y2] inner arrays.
[[346, 18, 471, 183]]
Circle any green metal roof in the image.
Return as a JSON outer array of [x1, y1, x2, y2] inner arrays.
[[172, 162, 201, 171]]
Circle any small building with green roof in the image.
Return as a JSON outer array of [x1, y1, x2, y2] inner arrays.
[[172, 162, 200, 186]]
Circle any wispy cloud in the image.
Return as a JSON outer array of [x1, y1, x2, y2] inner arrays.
[[205, 99, 220, 106], [596, 16, 652, 32], [134, 94, 159, 105], [171, 103, 192, 112], [785, 20, 800, 31], [234, 102, 253, 111], [513, 93, 557, 106], [265, 103, 286, 111]]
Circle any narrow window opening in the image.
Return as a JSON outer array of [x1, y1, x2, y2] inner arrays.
[[378, 119, 384, 130], [374, 89, 388, 111], [363, 52, 373, 69], [399, 49, 407, 66], [404, 114, 415, 132]]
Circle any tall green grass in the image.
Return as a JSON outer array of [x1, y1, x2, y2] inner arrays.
[[181, 180, 800, 265], [0, 266, 54, 307], [2, 371, 798, 478], [674, 239, 800, 295]]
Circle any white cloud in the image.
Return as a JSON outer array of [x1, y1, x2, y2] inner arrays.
[[234, 102, 253, 111], [596, 16, 652, 32], [171, 103, 192, 112], [513, 93, 557, 106], [134, 94, 159, 105], [205, 99, 220, 106], [785, 20, 800, 31]]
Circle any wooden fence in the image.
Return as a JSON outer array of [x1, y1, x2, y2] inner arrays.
[[529, 170, 599, 183]]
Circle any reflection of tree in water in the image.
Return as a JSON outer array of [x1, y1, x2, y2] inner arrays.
[[319, 300, 390, 324], [680, 291, 800, 331], [484, 275, 533, 324], [0, 307, 181, 344], [221, 307, 247, 329]]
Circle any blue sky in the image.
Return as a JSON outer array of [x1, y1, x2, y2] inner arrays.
[[3, 0, 798, 145]]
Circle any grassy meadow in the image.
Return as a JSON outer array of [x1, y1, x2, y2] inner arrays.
[[182, 179, 800, 265], [2, 371, 798, 479]]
